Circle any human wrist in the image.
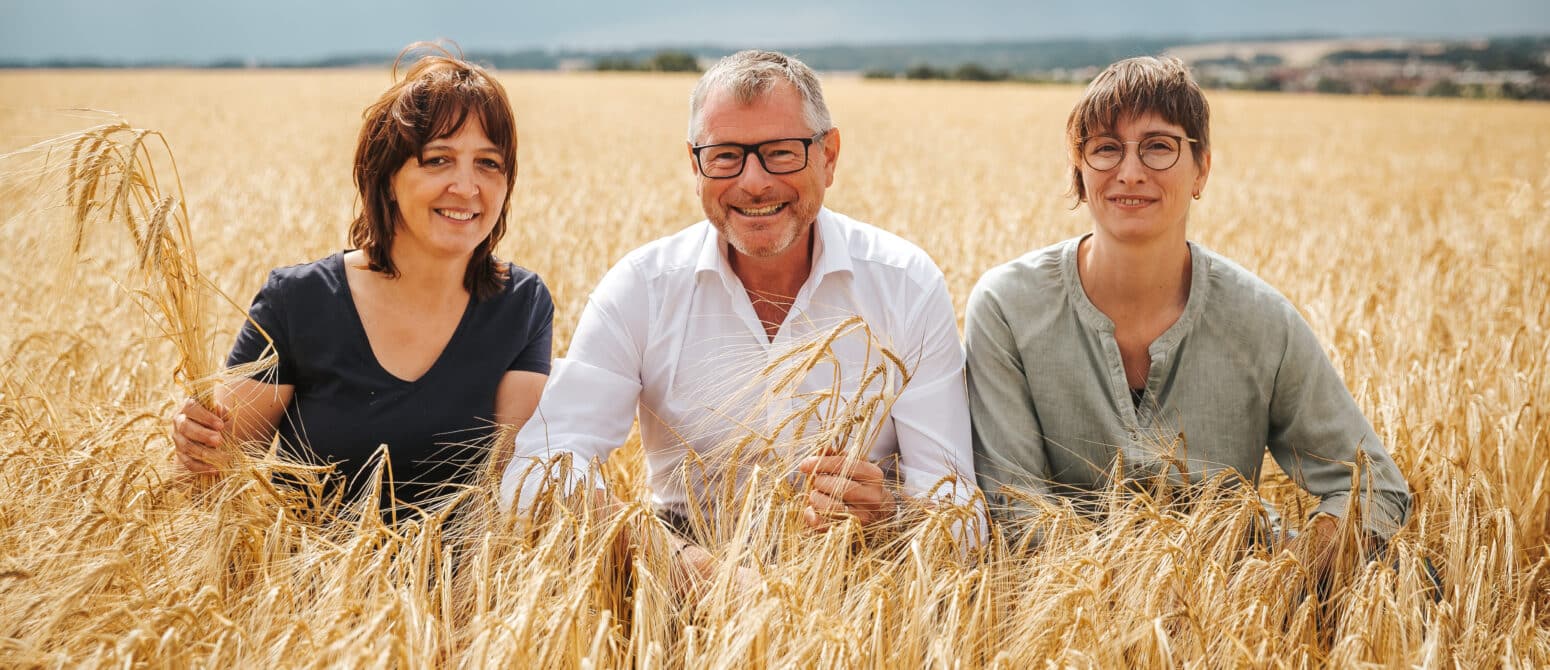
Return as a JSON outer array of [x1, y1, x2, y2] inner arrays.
[[682, 543, 714, 576]]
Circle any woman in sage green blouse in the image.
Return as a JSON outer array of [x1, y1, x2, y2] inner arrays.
[[965, 56, 1411, 560]]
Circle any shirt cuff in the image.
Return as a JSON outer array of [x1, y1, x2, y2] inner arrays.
[[498, 451, 599, 513], [1312, 491, 1408, 540]]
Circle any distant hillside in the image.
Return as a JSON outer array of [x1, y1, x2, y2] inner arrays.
[[0, 35, 1330, 70], [6, 36, 1545, 100]]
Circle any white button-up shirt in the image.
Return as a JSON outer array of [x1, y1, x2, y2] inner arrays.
[[500, 208, 975, 515]]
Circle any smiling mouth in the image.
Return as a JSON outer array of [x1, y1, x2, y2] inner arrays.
[[436, 208, 479, 221], [733, 203, 786, 217], [1110, 198, 1153, 207]]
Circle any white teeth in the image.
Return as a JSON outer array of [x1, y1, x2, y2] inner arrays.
[[437, 209, 477, 221], [735, 203, 784, 216], [1115, 198, 1148, 206]]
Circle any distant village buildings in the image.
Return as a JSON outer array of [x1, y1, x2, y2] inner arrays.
[[1171, 39, 1549, 99]]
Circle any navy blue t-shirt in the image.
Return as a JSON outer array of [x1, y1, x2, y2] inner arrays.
[[226, 252, 553, 507]]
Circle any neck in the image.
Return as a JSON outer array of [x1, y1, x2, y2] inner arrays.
[[728, 224, 814, 302], [1078, 229, 1191, 314], [383, 246, 472, 303]]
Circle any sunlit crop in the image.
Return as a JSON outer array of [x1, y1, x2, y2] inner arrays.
[[0, 70, 1546, 667]]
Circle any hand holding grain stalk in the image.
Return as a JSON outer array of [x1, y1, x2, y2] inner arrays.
[[774, 316, 913, 530], [797, 453, 895, 528], [171, 396, 231, 473], [4, 60, 1547, 668], [59, 120, 275, 478]]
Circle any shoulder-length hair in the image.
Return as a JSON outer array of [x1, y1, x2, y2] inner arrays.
[[350, 42, 517, 300]]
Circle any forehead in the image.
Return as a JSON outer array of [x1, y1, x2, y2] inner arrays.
[[694, 80, 809, 144], [423, 115, 499, 149], [1091, 112, 1186, 138]]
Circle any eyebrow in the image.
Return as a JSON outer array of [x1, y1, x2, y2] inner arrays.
[[1088, 131, 1182, 141], [421, 141, 502, 154]]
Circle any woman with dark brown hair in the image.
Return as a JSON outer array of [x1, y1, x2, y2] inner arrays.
[[170, 44, 551, 510]]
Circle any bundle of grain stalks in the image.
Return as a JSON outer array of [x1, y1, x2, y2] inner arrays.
[[0, 115, 1546, 667]]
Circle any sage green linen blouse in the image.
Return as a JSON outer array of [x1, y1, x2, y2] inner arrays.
[[967, 236, 1411, 538]]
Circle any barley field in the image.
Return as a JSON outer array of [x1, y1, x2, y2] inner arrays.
[[0, 69, 1546, 667]]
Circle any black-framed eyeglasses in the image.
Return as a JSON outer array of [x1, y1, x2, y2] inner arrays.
[[692, 131, 828, 179], [1079, 133, 1198, 171]]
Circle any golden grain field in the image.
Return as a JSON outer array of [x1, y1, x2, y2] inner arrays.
[[0, 69, 1547, 668]]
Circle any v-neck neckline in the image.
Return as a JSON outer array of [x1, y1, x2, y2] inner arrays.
[[330, 252, 475, 386]]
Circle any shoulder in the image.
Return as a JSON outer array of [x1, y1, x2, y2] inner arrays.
[[578, 222, 711, 316], [1194, 243, 1302, 325], [975, 238, 1069, 291], [493, 260, 554, 308], [823, 209, 945, 291], [256, 252, 348, 304], [971, 237, 1071, 307], [616, 221, 713, 282]]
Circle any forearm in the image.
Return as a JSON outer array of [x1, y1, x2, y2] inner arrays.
[[215, 378, 290, 446]]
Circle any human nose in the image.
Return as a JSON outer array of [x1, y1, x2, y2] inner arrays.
[[448, 163, 480, 197], [1114, 143, 1148, 183], [734, 152, 777, 192]]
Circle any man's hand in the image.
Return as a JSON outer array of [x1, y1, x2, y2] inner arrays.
[[797, 454, 895, 530]]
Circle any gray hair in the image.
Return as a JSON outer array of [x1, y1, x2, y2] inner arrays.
[[688, 49, 833, 143]]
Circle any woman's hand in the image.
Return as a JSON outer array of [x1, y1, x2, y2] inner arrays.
[[797, 455, 897, 530], [171, 397, 231, 474], [169, 379, 292, 475], [672, 540, 762, 602]]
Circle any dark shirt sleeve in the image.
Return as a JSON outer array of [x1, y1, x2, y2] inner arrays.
[[508, 272, 554, 375], [226, 269, 297, 385]]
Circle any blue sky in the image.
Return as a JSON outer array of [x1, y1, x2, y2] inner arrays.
[[2, 0, 1547, 61]]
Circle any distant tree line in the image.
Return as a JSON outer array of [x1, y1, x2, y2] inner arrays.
[[864, 61, 1018, 82], [593, 50, 701, 73]]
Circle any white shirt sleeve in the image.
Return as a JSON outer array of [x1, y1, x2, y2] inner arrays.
[[499, 257, 648, 512], [888, 276, 976, 506]]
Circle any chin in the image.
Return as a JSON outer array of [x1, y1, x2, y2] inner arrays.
[[717, 220, 798, 258], [1098, 217, 1177, 241], [730, 235, 797, 259]]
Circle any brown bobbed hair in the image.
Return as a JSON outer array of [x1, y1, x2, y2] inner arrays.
[[1065, 56, 1210, 204], [350, 42, 517, 301]]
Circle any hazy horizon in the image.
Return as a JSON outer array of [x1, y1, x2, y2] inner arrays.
[[3, 0, 1547, 63]]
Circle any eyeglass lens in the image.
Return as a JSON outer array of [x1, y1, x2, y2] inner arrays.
[[698, 139, 809, 178], [1082, 135, 1183, 171]]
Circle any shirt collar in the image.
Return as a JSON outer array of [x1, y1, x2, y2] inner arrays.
[[694, 207, 854, 284]]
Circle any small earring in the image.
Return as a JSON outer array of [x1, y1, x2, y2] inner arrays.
[[1192, 192, 1201, 200]]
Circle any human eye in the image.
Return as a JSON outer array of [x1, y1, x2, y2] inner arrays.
[[478, 157, 505, 171], [1142, 136, 1178, 153], [419, 154, 450, 167], [705, 146, 744, 164], [763, 146, 799, 160], [1086, 139, 1121, 157]]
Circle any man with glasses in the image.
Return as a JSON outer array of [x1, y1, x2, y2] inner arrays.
[[501, 51, 976, 575]]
